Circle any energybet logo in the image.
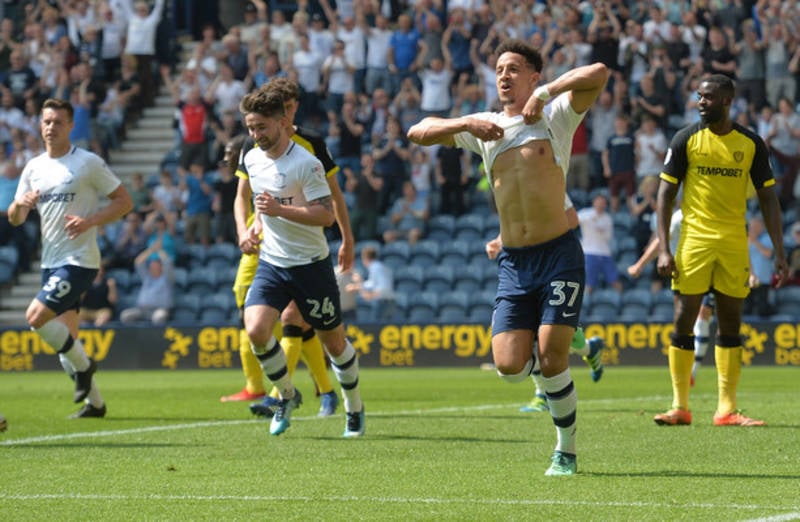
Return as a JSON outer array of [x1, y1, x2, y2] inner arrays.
[[740, 323, 767, 365]]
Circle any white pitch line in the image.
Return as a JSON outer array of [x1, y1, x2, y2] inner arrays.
[[742, 513, 800, 522], [0, 395, 681, 446], [0, 492, 797, 512]]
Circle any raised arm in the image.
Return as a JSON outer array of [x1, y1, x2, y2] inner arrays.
[[532, 62, 609, 115], [408, 115, 502, 146]]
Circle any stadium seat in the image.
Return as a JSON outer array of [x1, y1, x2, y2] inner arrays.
[[775, 286, 800, 307], [0, 245, 19, 267], [381, 240, 411, 270], [407, 291, 439, 318], [205, 291, 237, 315], [619, 305, 650, 322], [585, 308, 620, 323], [172, 294, 202, 322], [651, 302, 674, 320], [424, 264, 455, 293], [615, 236, 639, 258], [205, 242, 239, 270], [186, 267, 218, 295], [485, 213, 500, 239], [392, 291, 410, 320], [589, 289, 622, 316], [200, 308, 230, 324], [439, 307, 468, 322], [653, 289, 674, 307], [612, 210, 634, 235], [180, 243, 208, 269], [454, 213, 485, 241], [480, 261, 498, 288], [453, 271, 483, 292], [621, 288, 653, 312], [409, 239, 441, 266], [394, 265, 426, 294], [427, 214, 455, 241], [440, 239, 472, 266], [172, 267, 189, 292], [438, 290, 470, 318]]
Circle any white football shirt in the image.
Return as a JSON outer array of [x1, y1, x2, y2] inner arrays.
[[15, 146, 121, 269], [239, 141, 331, 268]]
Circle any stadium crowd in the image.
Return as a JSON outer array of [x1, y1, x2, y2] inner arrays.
[[3, 0, 800, 323]]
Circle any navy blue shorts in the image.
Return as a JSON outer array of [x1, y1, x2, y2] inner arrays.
[[492, 229, 585, 335], [245, 256, 342, 331], [37, 265, 98, 315], [702, 292, 716, 309]]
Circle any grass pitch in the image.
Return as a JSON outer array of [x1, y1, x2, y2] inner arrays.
[[0, 365, 798, 521]]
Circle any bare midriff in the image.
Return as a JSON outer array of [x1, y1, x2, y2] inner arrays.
[[491, 139, 569, 247]]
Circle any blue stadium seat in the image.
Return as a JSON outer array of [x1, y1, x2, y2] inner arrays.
[[653, 288, 674, 307], [453, 271, 483, 292], [485, 213, 500, 239], [215, 266, 237, 291], [206, 291, 237, 314], [394, 265, 426, 293], [409, 239, 441, 265], [776, 286, 800, 306], [621, 288, 653, 311], [381, 240, 411, 270], [186, 267, 218, 295], [205, 242, 239, 270], [454, 213, 485, 241], [589, 289, 622, 317], [619, 305, 650, 322], [438, 291, 470, 319], [651, 302, 674, 320], [424, 264, 455, 293], [172, 267, 189, 292], [615, 236, 639, 258], [440, 239, 472, 266], [181, 243, 207, 269], [408, 291, 439, 318], [392, 291, 410, 320], [427, 214, 455, 241], [200, 308, 230, 324], [172, 294, 201, 322], [612, 211, 634, 235]]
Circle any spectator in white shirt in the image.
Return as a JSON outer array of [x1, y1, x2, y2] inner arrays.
[[120, 0, 165, 108], [578, 193, 622, 294]]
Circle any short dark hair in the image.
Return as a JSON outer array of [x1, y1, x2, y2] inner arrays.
[[495, 39, 543, 73], [263, 77, 300, 103], [41, 98, 74, 120], [362, 246, 378, 260], [702, 74, 736, 100], [239, 89, 285, 119]]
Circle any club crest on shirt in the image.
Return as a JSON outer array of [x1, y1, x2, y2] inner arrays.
[[273, 171, 287, 189], [312, 163, 324, 180], [733, 151, 744, 163]]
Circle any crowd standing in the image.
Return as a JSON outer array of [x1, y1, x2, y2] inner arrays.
[[3, 0, 800, 323]]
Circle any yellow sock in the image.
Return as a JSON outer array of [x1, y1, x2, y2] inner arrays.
[[282, 334, 303, 376], [239, 329, 265, 394], [302, 333, 334, 394], [669, 346, 694, 411], [715, 345, 742, 415]]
